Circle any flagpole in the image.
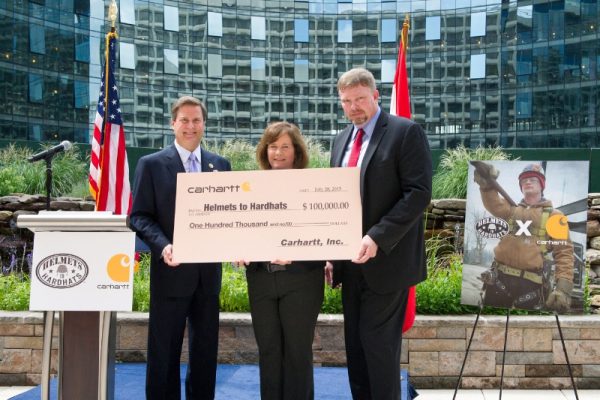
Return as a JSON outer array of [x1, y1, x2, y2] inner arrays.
[[97, 1, 119, 210], [98, 3, 119, 400]]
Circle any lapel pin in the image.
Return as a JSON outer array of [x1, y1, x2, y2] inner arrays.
[[208, 163, 214, 169]]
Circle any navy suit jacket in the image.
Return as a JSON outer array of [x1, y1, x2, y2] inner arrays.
[[129, 145, 231, 298], [330, 111, 432, 294]]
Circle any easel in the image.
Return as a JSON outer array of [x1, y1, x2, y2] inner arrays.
[[452, 306, 579, 400]]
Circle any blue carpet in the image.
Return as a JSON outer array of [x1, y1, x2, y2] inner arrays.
[[12, 364, 413, 399]]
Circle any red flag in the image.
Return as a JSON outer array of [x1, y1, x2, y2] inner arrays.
[[89, 29, 131, 215], [390, 16, 411, 118], [390, 16, 417, 333]]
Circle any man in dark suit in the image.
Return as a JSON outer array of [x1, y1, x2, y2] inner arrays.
[[130, 96, 231, 400], [326, 68, 432, 400]]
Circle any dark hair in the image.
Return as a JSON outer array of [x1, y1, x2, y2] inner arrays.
[[256, 121, 309, 170], [171, 96, 207, 121]]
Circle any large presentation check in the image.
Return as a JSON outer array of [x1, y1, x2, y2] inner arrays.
[[172, 168, 362, 262]]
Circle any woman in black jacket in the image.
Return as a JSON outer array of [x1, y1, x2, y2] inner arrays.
[[236, 121, 325, 400]]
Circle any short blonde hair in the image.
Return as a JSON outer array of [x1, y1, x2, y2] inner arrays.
[[171, 96, 207, 121], [337, 67, 377, 92], [256, 122, 309, 170]]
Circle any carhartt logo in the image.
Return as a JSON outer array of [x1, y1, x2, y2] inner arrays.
[[35, 254, 88, 289], [546, 214, 569, 240], [106, 254, 132, 282]]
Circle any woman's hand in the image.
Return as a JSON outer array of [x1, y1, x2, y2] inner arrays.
[[232, 260, 249, 268]]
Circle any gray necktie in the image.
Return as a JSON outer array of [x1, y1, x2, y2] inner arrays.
[[188, 153, 200, 173]]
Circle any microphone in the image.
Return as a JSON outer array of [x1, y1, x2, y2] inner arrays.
[[28, 140, 73, 162]]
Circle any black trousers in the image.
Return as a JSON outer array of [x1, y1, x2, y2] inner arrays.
[[146, 288, 220, 400], [246, 267, 324, 400], [342, 267, 408, 400]]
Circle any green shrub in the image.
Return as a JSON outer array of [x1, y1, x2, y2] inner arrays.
[[0, 143, 88, 197], [220, 263, 251, 312], [204, 137, 331, 171], [432, 145, 512, 199], [0, 166, 27, 195], [416, 254, 474, 314], [132, 253, 151, 312], [0, 274, 30, 310], [204, 140, 258, 172], [322, 284, 342, 314]]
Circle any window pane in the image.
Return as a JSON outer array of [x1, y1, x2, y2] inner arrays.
[[295, 59, 308, 82], [164, 6, 179, 32], [120, 0, 135, 25], [251, 57, 265, 81], [208, 12, 223, 37], [90, 35, 101, 66], [119, 42, 136, 69], [295, 19, 309, 42], [30, 24, 45, 54], [164, 49, 179, 74], [470, 12, 486, 37], [29, 73, 43, 103], [74, 80, 88, 109], [381, 59, 396, 83], [208, 53, 222, 78], [426, 16, 441, 40], [338, 20, 352, 43], [251, 16, 266, 40], [470, 54, 486, 79], [381, 19, 396, 43], [426, 0, 440, 10], [75, 34, 89, 62]]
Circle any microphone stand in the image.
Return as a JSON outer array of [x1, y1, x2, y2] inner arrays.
[[44, 156, 53, 211], [40, 153, 55, 400]]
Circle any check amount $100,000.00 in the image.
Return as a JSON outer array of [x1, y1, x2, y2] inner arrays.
[[302, 201, 350, 211]]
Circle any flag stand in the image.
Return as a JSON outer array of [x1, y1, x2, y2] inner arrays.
[[452, 307, 580, 400]]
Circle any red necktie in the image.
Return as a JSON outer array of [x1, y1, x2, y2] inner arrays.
[[347, 128, 364, 167]]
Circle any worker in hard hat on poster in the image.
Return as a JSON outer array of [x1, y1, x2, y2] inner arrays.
[[473, 162, 574, 312]]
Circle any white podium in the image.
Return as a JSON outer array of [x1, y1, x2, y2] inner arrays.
[[17, 211, 135, 400]]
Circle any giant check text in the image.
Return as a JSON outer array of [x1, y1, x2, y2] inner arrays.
[[172, 168, 362, 263]]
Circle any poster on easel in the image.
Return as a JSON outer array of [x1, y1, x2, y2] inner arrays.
[[461, 160, 588, 313]]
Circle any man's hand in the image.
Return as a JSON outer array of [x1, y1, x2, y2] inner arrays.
[[473, 163, 499, 190], [324, 261, 334, 287], [161, 244, 180, 267], [546, 278, 573, 312], [352, 235, 378, 264]]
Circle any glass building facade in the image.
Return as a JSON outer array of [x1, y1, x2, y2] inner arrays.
[[0, 0, 598, 149]]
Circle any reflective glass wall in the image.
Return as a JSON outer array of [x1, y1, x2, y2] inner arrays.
[[0, 0, 598, 149]]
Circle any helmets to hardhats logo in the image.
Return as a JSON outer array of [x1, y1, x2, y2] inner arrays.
[[476, 217, 509, 239], [35, 253, 89, 289], [106, 253, 132, 282]]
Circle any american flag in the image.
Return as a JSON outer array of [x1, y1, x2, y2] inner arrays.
[[89, 32, 131, 214]]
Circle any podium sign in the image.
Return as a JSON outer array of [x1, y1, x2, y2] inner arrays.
[[29, 231, 135, 311]]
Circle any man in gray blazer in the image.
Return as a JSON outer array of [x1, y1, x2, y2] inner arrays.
[[327, 68, 432, 400], [130, 96, 231, 400]]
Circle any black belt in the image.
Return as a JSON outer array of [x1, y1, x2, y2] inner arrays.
[[264, 263, 287, 273]]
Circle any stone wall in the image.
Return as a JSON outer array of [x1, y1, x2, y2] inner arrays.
[[1, 312, 599, 389]]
